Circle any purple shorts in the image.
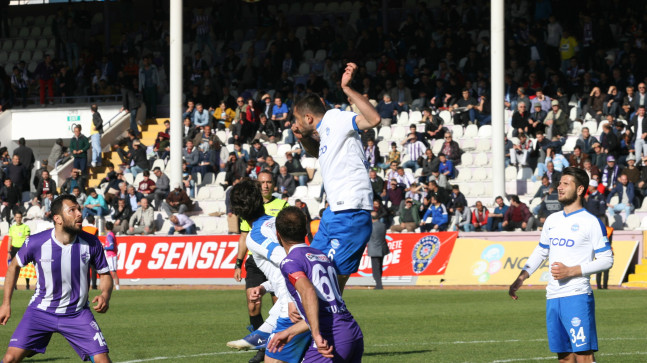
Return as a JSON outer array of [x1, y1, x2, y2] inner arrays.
[[9, 307, 109, 361], [302, 337, 364, 363]]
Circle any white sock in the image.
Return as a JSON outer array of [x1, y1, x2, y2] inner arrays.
[[115, 285, 120, 290]]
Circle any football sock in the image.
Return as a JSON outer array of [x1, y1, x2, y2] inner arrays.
[[115, 285, 120, 290], [250, 314, 263, 330]]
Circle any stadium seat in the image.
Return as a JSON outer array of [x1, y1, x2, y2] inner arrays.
[[310, 170, 323, 184], [450, 125, 463, 139], [0, 51, 7, 63], [1, 40, 11, 51], [314, 3, 326, 12], [461, 139, 476, 151], [265, 143, 278, 156], [278, 3, 289, 13], [24, 39, 36, 51], [124, 173, 134, 185], [432, 141, 443, 154], [476, 139, 491, 152], [596, 120, 609, 135], [32, 49, 43, 61], [30, 26, 41, 38], [13, 39, 24, 51], [397, 111, 409, 125], [301, 157, 316, 169], [409, 111, 422, 123], [569, 108, 578, 123], [464, 124, 478, 138], [583, 121, 597, 134], [474, 152, 489, 166], [201, 173, 215, 186], [455, 168, 472, 182], [17, 28, 28, 39], [196, 187, 211, 201], [298, 62, 310, 75], [626, 214, 640, 230], [391, 126, 407, 140], [42, 26, 53, 38], [214, 172, 226, 185], [340, 1, 353, 11], [439, 110, 452, 125], [314, 49, 326, 63], [470, 183, 485, 197], [505, 166, 517, 180], [472, 168, 487, 181], [303, 50, 314, 63], [378, 126, 392, 140], [276, 143, 292, 156], [461, 153, 474, 166], [20, 50, 31, 61], [7, 51, 18, 63], [327, 2, 340, 12], [288, 2, 302, 14], [562, 137, 577, 153], [570, 121, 582, 136], [293, 186, 308, 199], [529, 197, 542, 211], [477, 125, 492, 138], [517, 167, 533, 180], [639, 216, 647, 230], [365, 60, 377, 75]]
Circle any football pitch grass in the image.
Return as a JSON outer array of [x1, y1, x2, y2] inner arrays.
[[0, 288, 645, 362]]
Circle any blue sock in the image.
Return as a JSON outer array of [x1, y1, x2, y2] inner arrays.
[[89, 356, 95, 363]]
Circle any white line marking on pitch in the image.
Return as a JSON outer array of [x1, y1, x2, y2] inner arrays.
[[116, 350, 249, 363], [491, 351, 647, 363]]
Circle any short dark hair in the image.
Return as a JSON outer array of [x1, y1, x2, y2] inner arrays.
[[562, 166, 589, 199], [51, 194, 79, 218], [143, 170, 150, 177], [18, 137, 25, 145], [106, 221, 114, 231], [510, 195, 520, 203], [294, 93, 326, 117], [276, 206, 308, 244], [86, 215, 95, 224], [87, 188, 96, 195], [230, 179, 265, 221]]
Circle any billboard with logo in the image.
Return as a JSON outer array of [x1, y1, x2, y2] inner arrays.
[[440, 238, 639, 286], [351, 232, 458, 278]]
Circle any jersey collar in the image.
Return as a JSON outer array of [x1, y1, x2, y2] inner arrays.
[[563, 208, 586, 217], [288, 243, 309, 254]]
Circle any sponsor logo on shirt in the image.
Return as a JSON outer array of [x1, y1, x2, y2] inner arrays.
[[330, 239, 340, 249], [571, 317, 581, 327], [305, 253, 329, 263], [571, 223, 579, 232], [412, 235, 441, 274], [549, 238, 575, 247], [319, 145, 328, 155]]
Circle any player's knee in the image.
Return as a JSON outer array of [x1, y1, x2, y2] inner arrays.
[[2, 352, 20, 363], [91, 353, 111, 363]]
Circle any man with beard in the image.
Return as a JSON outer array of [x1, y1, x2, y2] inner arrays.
[[0, 194, 113, 363], [509, 167, 613, 363]]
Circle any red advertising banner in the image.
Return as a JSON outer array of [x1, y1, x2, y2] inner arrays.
[[351, 232, 458, 278], [0, 232, 457, 280]]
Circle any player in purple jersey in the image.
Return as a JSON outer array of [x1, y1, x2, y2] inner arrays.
[[268, 207, 364, 362], [0, 194, 113, 363]]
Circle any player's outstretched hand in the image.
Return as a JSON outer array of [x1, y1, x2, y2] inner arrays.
[[0, 304, 11, 325], [314, 334, 334, 358], [92, 295, 109, 313], [233, 268, 242, 282], [340, 63, 358, 89], [508, 277, 524, 300], [267, 330, 292, 353]]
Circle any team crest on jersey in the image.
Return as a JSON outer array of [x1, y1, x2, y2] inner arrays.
[[325, 127, 330, 136], [305, 253, 329, 263], [571, 224, 580, 232], [412, 235, 441, 274], [571, 317, 581, 327], [90, 321, 100, 331], [330, 239, 340, 249], [81, 252, 90, 264]]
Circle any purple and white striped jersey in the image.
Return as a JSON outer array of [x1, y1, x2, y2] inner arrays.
[[15, 229, 109, 316]]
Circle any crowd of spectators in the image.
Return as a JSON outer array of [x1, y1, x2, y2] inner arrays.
[[3, 0, 647, 233]]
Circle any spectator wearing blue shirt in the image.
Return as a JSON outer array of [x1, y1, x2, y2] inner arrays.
[[271, 97, 289, 130], [376, 94, 399, 127], [438, 153, 455, 179], [192, 103, 210, 128], [486, 196, 509, 231], [82, 188, 108, 219], [420, 195, 449, 232], [606, 173, 635, 223]]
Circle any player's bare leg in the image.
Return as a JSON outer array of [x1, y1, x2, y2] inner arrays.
[[246, 287, 263, 323], [337, 274, 350, 294], [110, 271, 119, 290], [92, 353, 112, 363], [557, 351, 594, 363], [2, 347, 33, 363], [264, 356, 286, 363]]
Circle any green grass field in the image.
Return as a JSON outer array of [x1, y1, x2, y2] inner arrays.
[[0, 288, 645, 362]]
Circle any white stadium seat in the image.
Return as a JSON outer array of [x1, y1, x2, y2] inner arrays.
[[464, 124, 478, 138], [477, 125, 492, 138], [461, 153, 474, 166]]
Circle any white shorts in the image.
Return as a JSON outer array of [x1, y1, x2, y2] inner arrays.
[[106, 255, 118, 272]]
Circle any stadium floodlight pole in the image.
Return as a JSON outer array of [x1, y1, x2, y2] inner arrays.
[[491, 0, 505, 200], [169, 0, 184, 190]]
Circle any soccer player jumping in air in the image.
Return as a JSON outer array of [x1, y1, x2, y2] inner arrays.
[[292, 62, 381, 293], [0, 194, 113, 363], [509, 167, 613, 363], [268, 206, 364, 362]]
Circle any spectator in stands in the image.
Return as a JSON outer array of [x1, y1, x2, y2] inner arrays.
[[32, 160, 49, 190], [111, 198, 132, 235], [35, 54, 55, 106], [35, 170, 57, 202], [90, 104, 103, 168], [60, 169, 86, 194], [606, 173, 636, 224], [545, 147, 569, 173], [544, 100, 569, 139], [139, 55, 159, 118], [451, 203, 473, 232], [511, 102, 530, 137], [447, 185, 468, 214], [152, 167, 170, 211], [232, 142, 249, 163], [376, 94, 398, 127], [224, 152, 246, 186], [182, 117, 198, 144], [584, 180, 607, 224], [249, 139, 268, 163], [576, 127, 599, 157], [487, 196, 508, 232], [360, 127, 377, 148], [630, 106, 647, 165], [127, 198, 155, 235], [70, 125, 90, 175], [262, 155, 280, 178], [271, 96, 289, 131], [10, 66, 29, 108], [401, 133, 426, 172], [82, 188, 108, 220], [536, 188, 562, 228], [583, 87, 604, 123], [124, 140, 149, 177], [114, 129, 138, 165], [71, 186, 86, 207], [422, 107, 445, 141], [137, 170, 156, 206], [568, 146, 590, 169], [601, 155, 620, 192], [440, 132, 462, 165], [364, 139, 381, 169], [192, 103, 210, 129], [420, 149, 439, 184], [275, 166, 296, 197], [369, 169, 386, 201], [600, 123, 621, 158], [471, 201, 489, 232], [502, 195, 533, 231], [390, 79, 413, 112], [531, 176, 552, 215], [529, 102, 547, 135], [386, 178, 406, 214], [126, 184, 143, 211], [182, 162, 196, 198], [437, 153, 455, 180], [452, 89, 478, 126], [591, 142, 608, 171], [425, 180, 450, 207], [622, 154, 640, 185], [384, 143, 401, 169], [582, 159, 602, 183], [7, 155, 28, 196], [255, 113, 278, 143], [120, 77, 141, 136], [0, 178, 23, 223], [213, 100, 236, 131], [168, 213, 197, 235], [510, 133, 533, 168], [390, 198, 421, 232], [420, 195, 449, 232], [284, 152, 307, 186], [162, 183, 193, 217], [13, 138, 34, 186], [47, 138, 69, 171], [182, 140, 200, 174]]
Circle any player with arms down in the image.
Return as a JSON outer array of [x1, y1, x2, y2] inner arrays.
[[509, 167, 613, 363], [291, 62, 381, 292], [268, 206, 364, 362], [0, 194, 113, 363]]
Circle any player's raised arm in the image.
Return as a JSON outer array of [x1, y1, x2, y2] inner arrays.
[[0, 259, 21, 325], [341, 63, 381, 131]]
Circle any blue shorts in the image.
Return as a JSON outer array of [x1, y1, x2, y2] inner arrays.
[[546, 293, 598, 353], [266, 317, 311, 363], [9, 307, 109, 361], [311, 208, 372, 275]]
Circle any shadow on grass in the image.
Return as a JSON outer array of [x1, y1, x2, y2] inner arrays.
[[25, 358, 69, 362], [364, 349, 435, 357]]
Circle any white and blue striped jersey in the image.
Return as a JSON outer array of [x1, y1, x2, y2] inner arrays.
[[523, 208, 614, 299], [16, 229, 109, 315], [246, 215, 291, 318], [316, 109, 373, 212]]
